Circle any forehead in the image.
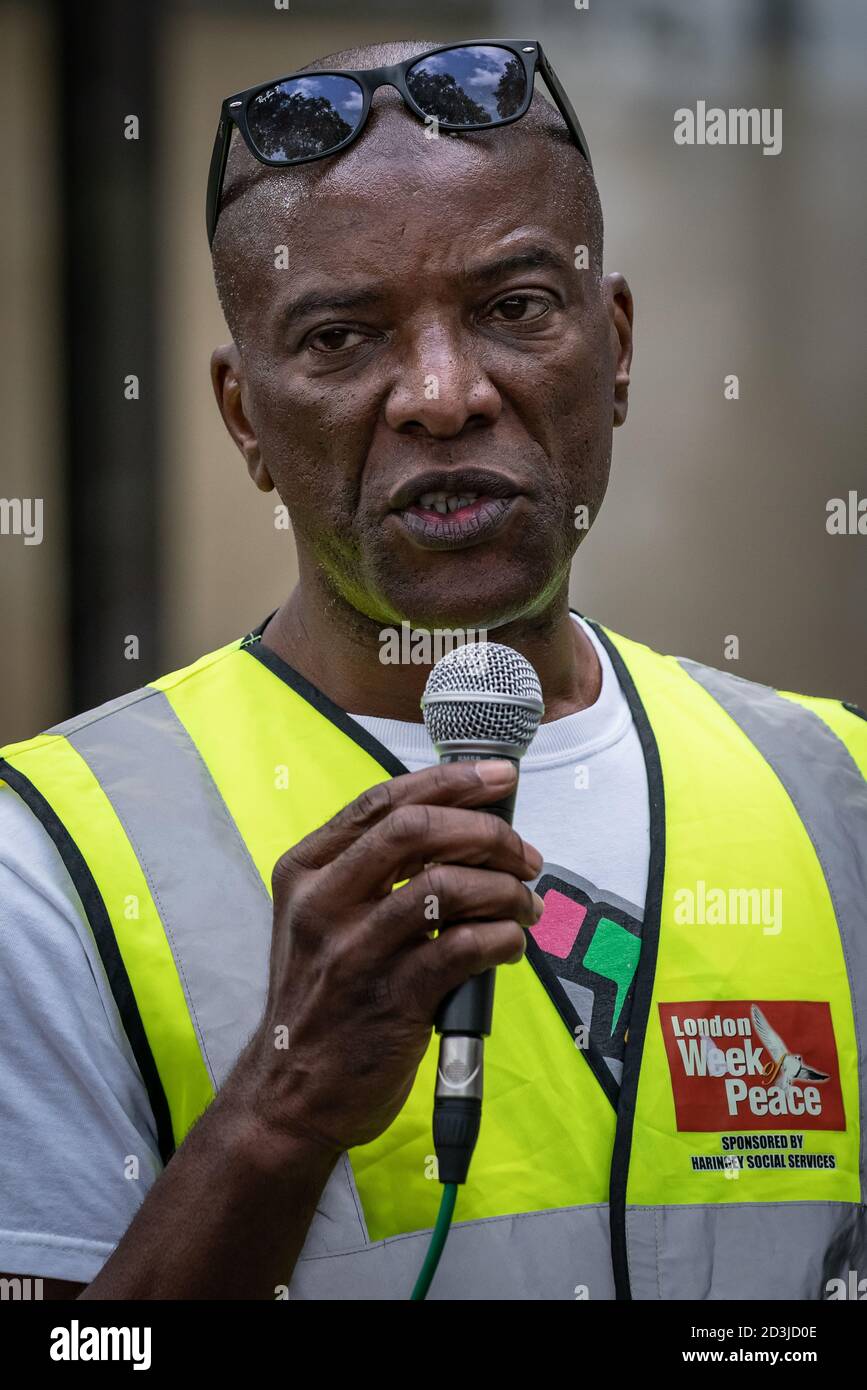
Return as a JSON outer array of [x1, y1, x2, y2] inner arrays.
[[223, 96, 587, 269]]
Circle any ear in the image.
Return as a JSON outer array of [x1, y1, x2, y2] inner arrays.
[[602, 272, 634, 428], [210, 343, 274, 492]]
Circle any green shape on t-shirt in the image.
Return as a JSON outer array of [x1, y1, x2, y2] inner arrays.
[[582, 916, 641, 1034]]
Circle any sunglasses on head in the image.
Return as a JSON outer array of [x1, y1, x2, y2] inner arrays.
[[206, 39, 592, 247]]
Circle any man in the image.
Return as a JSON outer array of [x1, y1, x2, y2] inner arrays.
[[0, 38, 865, 1302]]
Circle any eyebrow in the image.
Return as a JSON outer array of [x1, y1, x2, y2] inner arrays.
[[277, 246, 571, 328], [459, 246, 572, 286], [279, 287, 385, 327]]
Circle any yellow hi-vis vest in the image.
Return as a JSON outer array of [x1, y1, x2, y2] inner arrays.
[[2, 615, 866, 1300]]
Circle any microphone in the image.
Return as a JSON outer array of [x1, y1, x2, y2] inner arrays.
[[420, 642, 544, 1184]]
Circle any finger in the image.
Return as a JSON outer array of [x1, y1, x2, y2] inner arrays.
[[274, 759, 518, 882], [319, 802, 542, 905], [394, 919, 528, 1021], [358, 866, 545, 959]]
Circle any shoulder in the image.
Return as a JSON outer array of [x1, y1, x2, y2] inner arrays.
[[588, 614, 867, 779], [0, 635, 247, 772], [685, 658, 867, 777]]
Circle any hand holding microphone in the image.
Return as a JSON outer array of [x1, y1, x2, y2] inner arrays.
[[247, 745, 543, 1162]]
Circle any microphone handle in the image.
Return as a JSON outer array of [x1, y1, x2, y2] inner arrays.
[[431, 751, 521, 1186], [434, 751, 519, 1035]]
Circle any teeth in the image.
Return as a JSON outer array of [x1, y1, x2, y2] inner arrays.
[[417, 491, 478, 515]]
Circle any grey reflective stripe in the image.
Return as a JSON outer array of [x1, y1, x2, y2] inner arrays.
[[290, 1200, 615, 1300], [677, 659, 867, 1191], [49, 686, 153, 738], [65, 688, 273, 1089], [297, 1193, 862, 1298], [303, 1156, 369, 1255], [625, 1203, 867, 1300]]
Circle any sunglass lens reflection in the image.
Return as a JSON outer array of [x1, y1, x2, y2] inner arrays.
[[247, 75, 365, 159], [406, 45, 527, 126]]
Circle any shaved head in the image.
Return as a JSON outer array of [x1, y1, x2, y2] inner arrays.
[[211, 39, 603, 354]]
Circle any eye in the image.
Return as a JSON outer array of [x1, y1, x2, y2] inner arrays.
[[487, 294, 551, 324], [307, 325, 371, 353]]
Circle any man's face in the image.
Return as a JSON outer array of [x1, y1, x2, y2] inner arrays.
[[214, 107, 632, 632]]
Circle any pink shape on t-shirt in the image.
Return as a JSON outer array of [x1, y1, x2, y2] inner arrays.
[[530, 889, 588, 959]]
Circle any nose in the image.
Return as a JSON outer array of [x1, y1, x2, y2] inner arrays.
[[383, 320, 502, 438]]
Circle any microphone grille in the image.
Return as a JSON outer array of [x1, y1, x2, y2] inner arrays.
[[421, 642, 544, 753]]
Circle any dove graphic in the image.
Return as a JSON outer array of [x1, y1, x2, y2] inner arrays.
[[701, 1035, 728, 1078], [751, 1004, 829, 1091]]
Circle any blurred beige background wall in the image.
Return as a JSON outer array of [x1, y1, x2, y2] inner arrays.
[[2, 0, 864, 745], [0, 2, 64, 738]]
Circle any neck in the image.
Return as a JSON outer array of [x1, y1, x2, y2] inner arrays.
[[260, 579, 601, 725]]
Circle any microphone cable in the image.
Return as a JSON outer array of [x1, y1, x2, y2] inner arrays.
[[409, 1182, 458, 1301]]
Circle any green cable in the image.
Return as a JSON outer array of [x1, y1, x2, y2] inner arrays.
[[410, 1182, 458, 1301]]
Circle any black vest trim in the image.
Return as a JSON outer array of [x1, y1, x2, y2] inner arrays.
[[843, 702, 867, 724], [577, 614, 667, 1303], [242, 626, 409, 781]]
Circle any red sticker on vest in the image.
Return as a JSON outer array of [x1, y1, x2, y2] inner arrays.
[[658, 1001, 845, 1131]]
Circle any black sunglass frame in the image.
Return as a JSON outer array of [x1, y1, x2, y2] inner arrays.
[[206, 39, 592, 247]]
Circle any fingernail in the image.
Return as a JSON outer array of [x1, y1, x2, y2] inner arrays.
[[531, 891, 546, 919], [527, 846, 544, 874], [476, 759, 516, 786]]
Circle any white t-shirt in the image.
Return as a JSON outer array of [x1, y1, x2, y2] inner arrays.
[[0, 615, 649, 1283]]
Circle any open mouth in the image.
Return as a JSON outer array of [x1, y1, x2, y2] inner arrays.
[[414, 490, 486, 518], [390, 472, 521, 550]]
